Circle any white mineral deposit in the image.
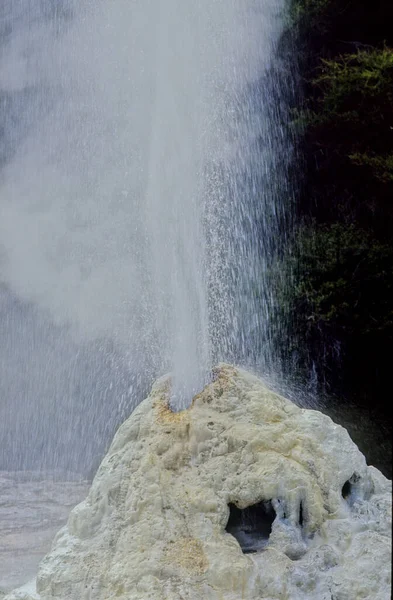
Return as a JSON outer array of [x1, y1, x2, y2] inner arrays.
[[5, 365, 391, 600]]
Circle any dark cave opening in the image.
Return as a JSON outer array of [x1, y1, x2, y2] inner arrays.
[[225, 500, 276, 553]]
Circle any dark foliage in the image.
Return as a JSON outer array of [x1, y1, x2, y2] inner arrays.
[[282, 0, 393, 415]]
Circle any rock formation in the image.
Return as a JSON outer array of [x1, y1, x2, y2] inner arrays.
[[5, 365, 391, 599]]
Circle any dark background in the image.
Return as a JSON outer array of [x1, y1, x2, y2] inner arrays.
[[275, 0, 392, 430]]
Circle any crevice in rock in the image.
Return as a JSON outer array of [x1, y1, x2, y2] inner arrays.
[[299, 500, 304, 527], [225, 500, 276, 553]]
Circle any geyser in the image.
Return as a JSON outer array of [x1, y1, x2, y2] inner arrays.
[[0, 0, 289, 473]]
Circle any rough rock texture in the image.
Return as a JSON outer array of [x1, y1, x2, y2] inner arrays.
[[5, 365, 392, 600]]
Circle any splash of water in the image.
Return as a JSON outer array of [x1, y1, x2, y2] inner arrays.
[[0, 0, 288, 472]]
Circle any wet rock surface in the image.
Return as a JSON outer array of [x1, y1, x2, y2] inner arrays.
[[4, 365, 392, 599]]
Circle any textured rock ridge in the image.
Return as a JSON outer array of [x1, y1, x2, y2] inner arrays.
[[5, 365, 392, 599]]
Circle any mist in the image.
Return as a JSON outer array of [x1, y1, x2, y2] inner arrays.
[[0, 0, 286, 473]]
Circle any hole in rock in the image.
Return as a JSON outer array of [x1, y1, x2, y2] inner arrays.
[[225, 500, 276, 553], [342, 472, 362, 504], [342, 480, 352, 500]]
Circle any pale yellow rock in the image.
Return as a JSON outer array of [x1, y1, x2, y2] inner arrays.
[[5, 365, 391, 600]]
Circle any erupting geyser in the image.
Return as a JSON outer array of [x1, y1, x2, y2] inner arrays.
[[0, 0, 289, 473]]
